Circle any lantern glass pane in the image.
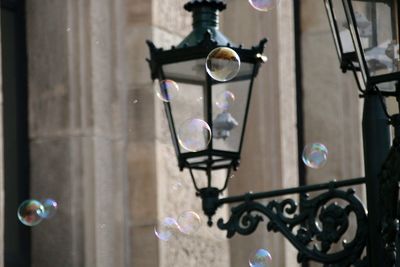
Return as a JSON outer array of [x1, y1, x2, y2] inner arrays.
[[163, 59, 206, 84], [165, 82, 207, 152], [349, 0, 399, 79], [327, 0, 356, 58], [212, 79, 251, 153]]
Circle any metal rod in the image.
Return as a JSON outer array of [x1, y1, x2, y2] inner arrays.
[[217, 177, 366, 205], [362, 93, 391, 267]]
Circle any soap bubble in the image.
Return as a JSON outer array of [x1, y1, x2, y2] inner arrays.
[[39, 198, 58, 219], [216, 90, 235, 111], [156, 79, 179, 102], [206, 47, 240, 82], [177, 211, 202, 235], [154, 217, 179, 241], [302, 143, 328, 169], [249, 249, 272, 267], [248, 0, 280, 12], [171, 181, 183, 192], [17, 199, 45, 226], [177, 118, 212, 152]]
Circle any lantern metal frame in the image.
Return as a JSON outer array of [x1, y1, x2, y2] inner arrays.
[[146, 0, 267, 196], [146, 0, 400, 266]]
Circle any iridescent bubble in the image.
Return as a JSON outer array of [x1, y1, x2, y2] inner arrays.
[[156, 79, 179, 102], [177, 118, 212, 152], [39, 198, 58, 219], [216, 90, 235, 111], [302, 143, 328, 169], [249, 249, 272, 267], [17, 199, 45, 226], [248, 0, 280, 12], [154, 217, 179, 241], [206, 47, 240, 82], [171, 181, 183, 192], [177, 211, 202, 235]]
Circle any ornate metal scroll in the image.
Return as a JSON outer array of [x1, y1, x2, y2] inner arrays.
[[380, 135, 400, 266], [217, 187, 368, 266]]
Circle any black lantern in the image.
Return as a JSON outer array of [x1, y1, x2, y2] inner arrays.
[[146, 0, 266, 222], [326, 0, 400, 94]]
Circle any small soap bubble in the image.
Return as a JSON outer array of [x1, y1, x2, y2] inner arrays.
[[177, 118, 212, 152], [196, 96, 204, 104], [171, 181, 183, 192], [154, 217, 179, 241], [133, 99, 139, 104], [216, 90, 235, 111], [39, 198, 58, 219], [302, 143, 328, 169], [17, 199, 45, 226], [66, 27, 71, 32], [177, 211, 202, 235], [249, 249, 272, 267], [206, 47, 240, 82], [156, 80, 179, 102], [248, 0, 280, 12]]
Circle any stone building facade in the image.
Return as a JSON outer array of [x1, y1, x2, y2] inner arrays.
[[0, 0, 364, 266]]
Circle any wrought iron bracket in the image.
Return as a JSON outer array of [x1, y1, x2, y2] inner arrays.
[[200, 178, 369, 266]]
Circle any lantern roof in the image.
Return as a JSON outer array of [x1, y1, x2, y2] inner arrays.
[[184, 0, 227, 11]]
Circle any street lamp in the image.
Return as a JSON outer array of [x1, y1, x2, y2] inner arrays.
[[146, 0, 267, 224], [325, 0, 400, 94], [147, 0, 400, 266]]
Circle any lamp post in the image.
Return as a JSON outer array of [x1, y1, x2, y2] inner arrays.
[[147, 0, 400, 266]]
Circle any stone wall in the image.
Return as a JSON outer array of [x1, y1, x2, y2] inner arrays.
[[221, 0, 299, 266], [26, 0, 129, 266], [301, 1, 365, 266]]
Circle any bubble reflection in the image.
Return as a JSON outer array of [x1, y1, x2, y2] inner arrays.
[[156, 79, 179, 102], [248, 0, 280, 12], [177, 118, 212, 152], [17, 199, 45, 226], [206, 47, 240, 82], [249, 248, 272, 267], [177, 211, 202, 235], [302, 143, 328, 169], [154, 217, 179, 241]]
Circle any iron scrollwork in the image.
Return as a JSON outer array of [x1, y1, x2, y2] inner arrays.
[[217, 187, 368, 266], [380, 134, 400, 266]]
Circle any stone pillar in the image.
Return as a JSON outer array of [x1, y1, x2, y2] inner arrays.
[[221, 0, 299, 266], [301, 1, 365, 266], [127, 0, 230, 266], [26, 0, 129, 266], [301, 0, 364, 185]]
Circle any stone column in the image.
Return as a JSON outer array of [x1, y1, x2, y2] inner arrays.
[[221, 0, 299, 266], [26, 0, 129, 266], [301, 1, 365, 266], [301, 0, 364, 185]]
